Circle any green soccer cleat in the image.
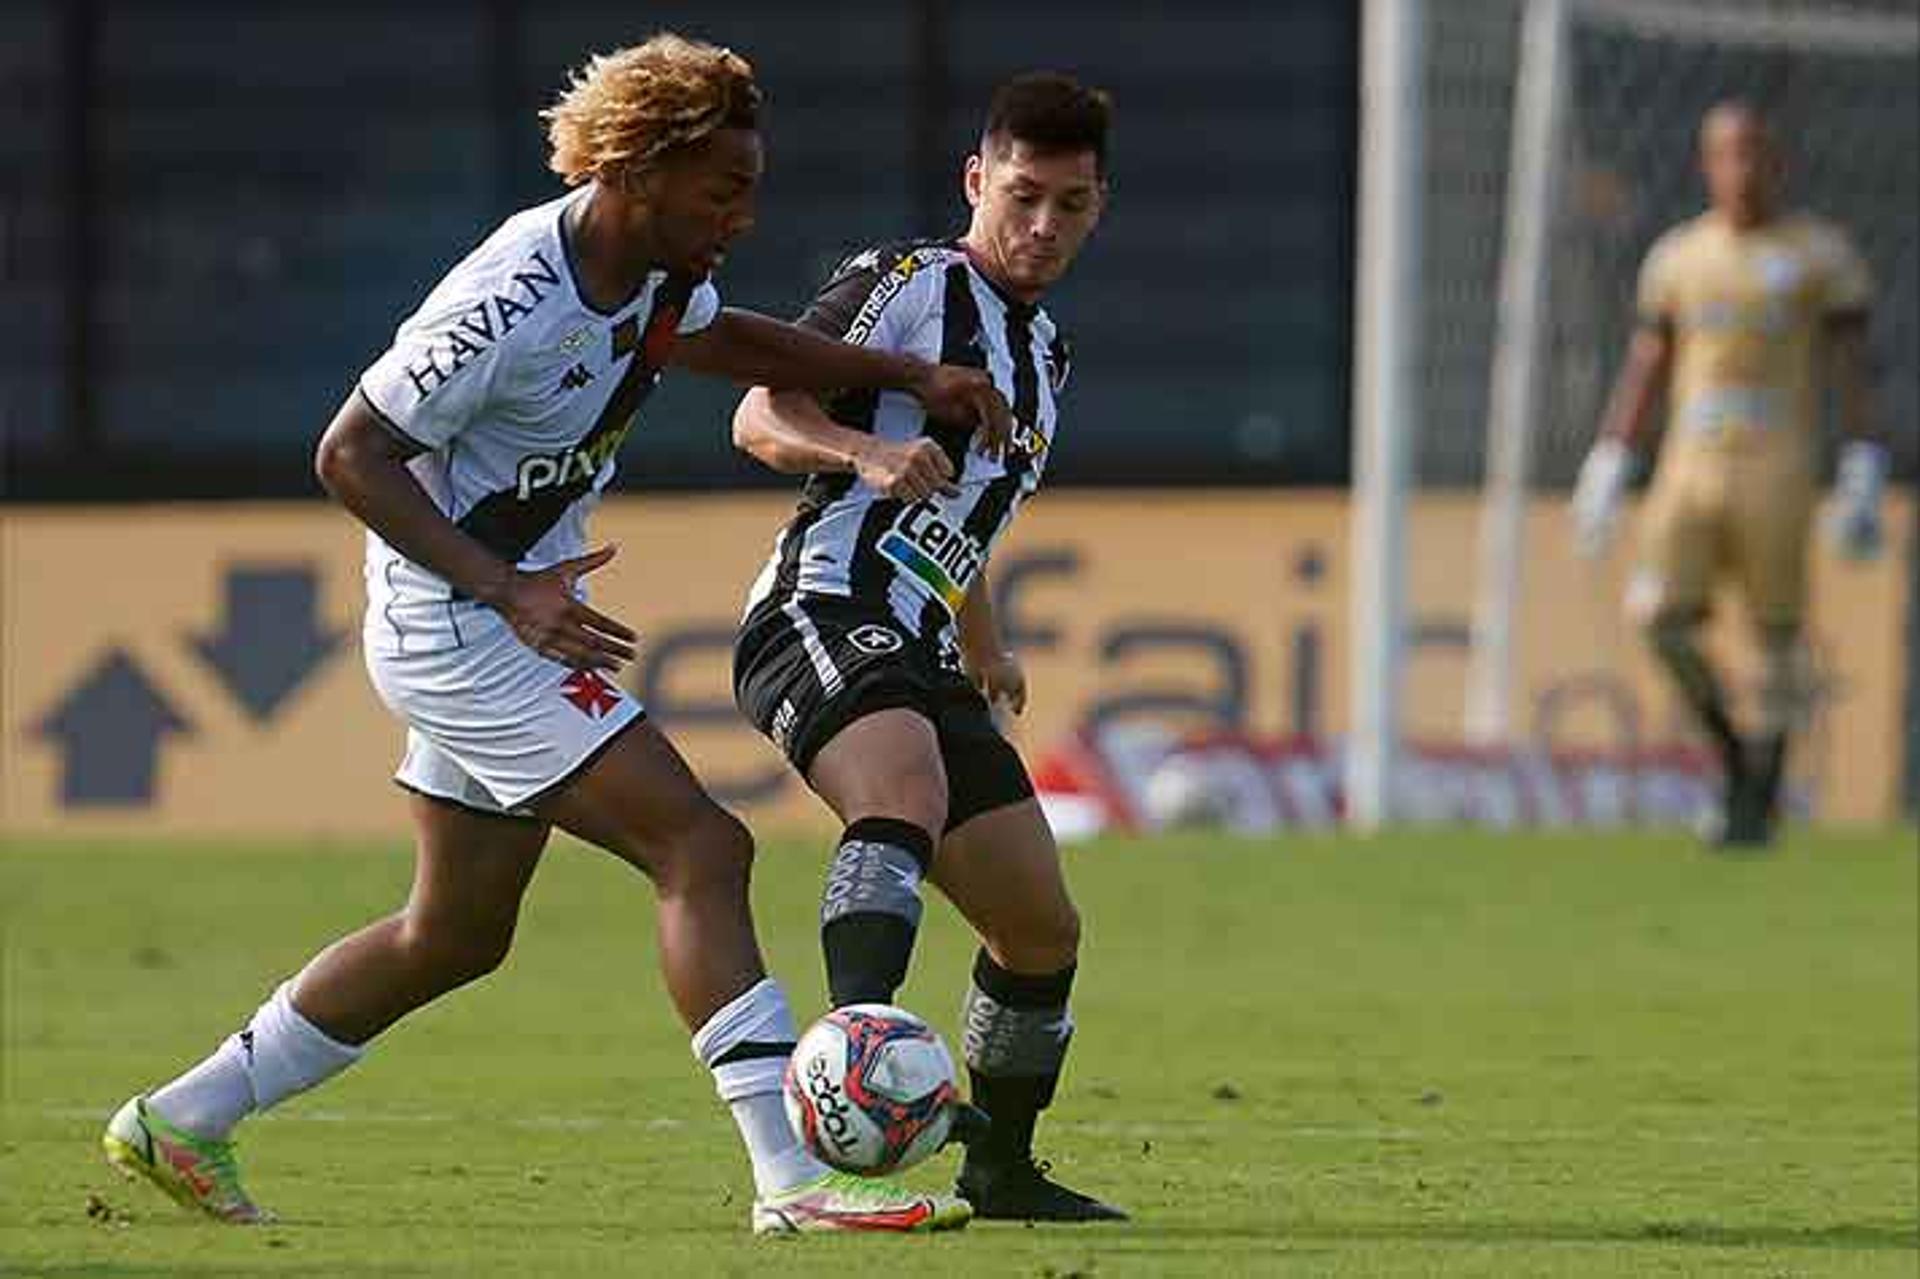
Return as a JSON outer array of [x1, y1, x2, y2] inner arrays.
[[101, 1095, 274, 1224], [750, 1169, 972, 1235]]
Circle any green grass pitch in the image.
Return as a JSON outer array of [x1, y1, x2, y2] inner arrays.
[[3, 828, 1914, 1276]]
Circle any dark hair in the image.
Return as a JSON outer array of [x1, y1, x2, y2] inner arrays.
[[982, 72, 1112, 178]]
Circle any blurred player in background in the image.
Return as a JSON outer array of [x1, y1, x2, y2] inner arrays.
[[100, 34, 1009, 1235], [1572, 100, 1885, 848], [730, 74, 1124, 1221]]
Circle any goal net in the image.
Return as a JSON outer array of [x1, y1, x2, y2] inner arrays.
[[1369, 0, 1917, 820]]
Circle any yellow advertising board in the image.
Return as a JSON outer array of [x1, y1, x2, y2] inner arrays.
[[2, 491, 1909, 837]]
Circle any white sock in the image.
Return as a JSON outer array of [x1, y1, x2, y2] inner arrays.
[[690, 977, 827, 1198], [149, 981, 363, 1141], [147, 1037, 254, 1141]]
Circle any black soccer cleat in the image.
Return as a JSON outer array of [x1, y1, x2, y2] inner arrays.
[[1701, 760, 1774, 853], [956, 1156, 1129, 1222]]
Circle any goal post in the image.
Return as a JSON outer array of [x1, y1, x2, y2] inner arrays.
[[1347, 0, 1426, 829], [1464, 0, 1571, 746]]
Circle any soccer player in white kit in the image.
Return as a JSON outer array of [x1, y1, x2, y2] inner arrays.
[[99, 35, 1009, 1236]]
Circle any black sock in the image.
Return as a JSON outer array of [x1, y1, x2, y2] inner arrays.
[[1648, 620, 1744, 782], [820, 817, 934, 1008], [1754, 730, 1789, 815], [968, 1070, 1050, 1169], [1700, 699, 1746, 785], [958, 950, 1076, 1175]]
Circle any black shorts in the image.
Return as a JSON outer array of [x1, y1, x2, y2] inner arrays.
[[733, 595, 1035, 831]]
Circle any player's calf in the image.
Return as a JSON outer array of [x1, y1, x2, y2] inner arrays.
[[820, 817, 935, 1007], [1643, 614, 1743, 773], [954, 949, 1126, 1222], [1751, 623, 1809, 831]]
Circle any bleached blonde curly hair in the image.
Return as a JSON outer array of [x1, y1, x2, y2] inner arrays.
[[544, 34, 761, 189]]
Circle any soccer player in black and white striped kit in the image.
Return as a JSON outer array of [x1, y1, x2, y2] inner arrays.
[[732, 74, 1124, 1222]]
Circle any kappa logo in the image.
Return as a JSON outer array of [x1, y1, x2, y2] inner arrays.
[[770, 698, 797, 751], [1044, 336, 1072, 393], [558, 363, 595, 392], [848, 624, 904, 655]]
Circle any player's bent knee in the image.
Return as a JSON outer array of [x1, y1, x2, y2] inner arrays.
[[837, 774, 947, 837], [1642, 611, 1696, 651], [1757, 627, 1810, 735], [990, 904, 1081, 973], [657, 807, 755, 898]]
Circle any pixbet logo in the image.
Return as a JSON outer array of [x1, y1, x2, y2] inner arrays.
[[514, 423, 633, 499]]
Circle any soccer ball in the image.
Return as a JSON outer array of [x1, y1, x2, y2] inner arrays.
[[783, 1004, 959, 1175]]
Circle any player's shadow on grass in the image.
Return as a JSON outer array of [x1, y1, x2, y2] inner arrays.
[[1274, 1220, 1917, 1252]]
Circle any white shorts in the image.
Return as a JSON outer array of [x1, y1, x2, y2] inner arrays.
[[365, 609, 643, 817]]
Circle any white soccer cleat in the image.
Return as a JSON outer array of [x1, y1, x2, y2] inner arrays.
[[750, 1169, 972, 1235]]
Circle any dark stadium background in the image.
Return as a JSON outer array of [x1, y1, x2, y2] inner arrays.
[[2, 1, 1912, 813], [2, 1, 1357, 497]]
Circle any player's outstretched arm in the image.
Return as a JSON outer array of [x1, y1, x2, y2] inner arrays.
[[732, 387, 957, 503], [314, 394, 636, 671], [677, 308, 1012, 448], [1594, 326, 1671, 454], [1573, 326, 1671, 556]]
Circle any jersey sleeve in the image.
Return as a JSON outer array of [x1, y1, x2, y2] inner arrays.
[[1635, 230, 1682, 329], [795, 244, 937, 351], [358, 302, 503, 450], [1816, 225, 1873, 318], [678, 278, 722, 335]]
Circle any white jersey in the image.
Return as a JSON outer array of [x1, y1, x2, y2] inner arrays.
[[744, 240, 1068, 660], [357, 188, 720, 655]]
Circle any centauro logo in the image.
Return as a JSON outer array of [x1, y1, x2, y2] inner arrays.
[[515, 420, 634, 499], [878, 502, 985, 613]]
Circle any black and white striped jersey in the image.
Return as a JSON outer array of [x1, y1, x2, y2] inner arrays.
[[744, 239, 1070, 662], [357, 187, 720, 656]]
